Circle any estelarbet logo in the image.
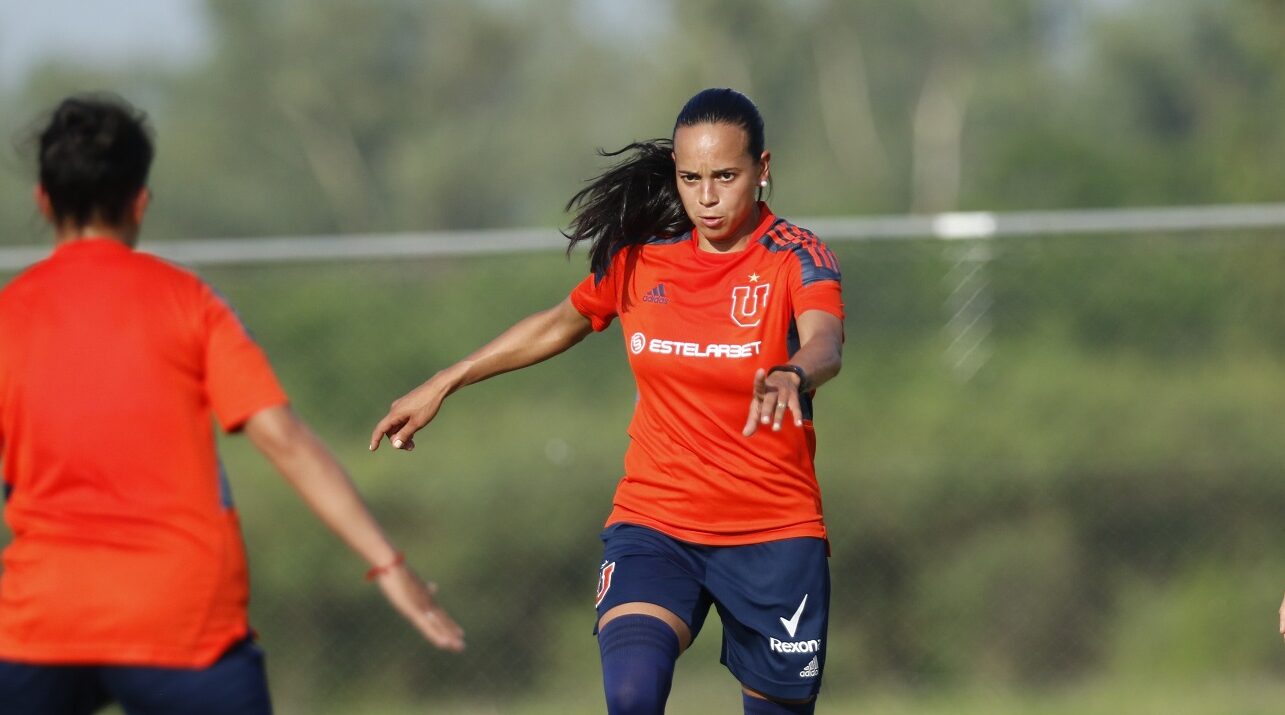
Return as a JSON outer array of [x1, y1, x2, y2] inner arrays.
[[628, 331, 762, 360]]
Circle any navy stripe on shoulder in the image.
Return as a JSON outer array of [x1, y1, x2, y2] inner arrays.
[[758, 219, 841, 285]]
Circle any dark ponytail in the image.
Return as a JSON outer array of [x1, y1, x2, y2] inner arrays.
[[563, 140, 691, 276], [36, 93, 154, 229], [565, 88, 767, 276]]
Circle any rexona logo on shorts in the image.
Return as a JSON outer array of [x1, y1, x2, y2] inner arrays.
[[769, 637, 823, 654], [629, 332, 761, 359], [769, 594, 823, 655]]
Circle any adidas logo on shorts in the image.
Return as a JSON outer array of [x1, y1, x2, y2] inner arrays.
[[642, 283, 669, 304], [799, 656, 820, 678]]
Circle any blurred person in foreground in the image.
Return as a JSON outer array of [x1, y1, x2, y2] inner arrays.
[[0, 94, 463, 715], [372, 88, 843, 715]]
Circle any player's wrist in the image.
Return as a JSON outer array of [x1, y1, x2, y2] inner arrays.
[[365, 551, 406, 581], [768, 364, 810, 392]]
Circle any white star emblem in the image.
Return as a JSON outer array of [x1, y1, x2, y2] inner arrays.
[[749, 273, 760, 283]]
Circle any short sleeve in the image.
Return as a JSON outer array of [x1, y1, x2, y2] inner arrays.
[[202, 286, 288, 432], [794, 280, 844, 321], [569, 257, 621, 332], [785, 235, 844, 321]]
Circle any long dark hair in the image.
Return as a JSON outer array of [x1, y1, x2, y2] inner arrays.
[[565, 88, 767, 275], [36, 94, 154, 229]]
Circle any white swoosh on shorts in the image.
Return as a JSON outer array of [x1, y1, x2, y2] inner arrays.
[[780, 594, 808, 638]]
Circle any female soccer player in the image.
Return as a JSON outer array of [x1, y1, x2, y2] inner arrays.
[[0, 95, 464, 715], [371, 87, 843, 714]]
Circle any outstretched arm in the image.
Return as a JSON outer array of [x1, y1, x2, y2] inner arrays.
[[244, 404, 465, 652], [743, 309, 844, 436], [369, 297, 593, 451]]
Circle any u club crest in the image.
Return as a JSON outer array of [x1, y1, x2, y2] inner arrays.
[[595, 561, 616, 607], [730, 277, 771, 328]]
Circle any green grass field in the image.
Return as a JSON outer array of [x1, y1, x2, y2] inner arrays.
[[241, 676, 1285, 715]]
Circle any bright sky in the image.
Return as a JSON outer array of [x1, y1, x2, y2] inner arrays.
[[0, 0, 207, 88], [0, 0, 676, 91]]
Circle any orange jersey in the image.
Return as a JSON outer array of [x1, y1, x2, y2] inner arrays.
[[0, 239, 287, 667], [570, 205, 843, 545]]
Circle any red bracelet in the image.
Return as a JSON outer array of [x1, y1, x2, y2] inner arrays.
[[365, 552, 405, 581]]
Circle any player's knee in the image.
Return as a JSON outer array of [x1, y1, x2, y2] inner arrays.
[[598, 614, 679, 715], [604, 678, 662, 715]]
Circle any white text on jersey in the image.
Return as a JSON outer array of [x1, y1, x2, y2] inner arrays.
[[645, 337, 762, 359]]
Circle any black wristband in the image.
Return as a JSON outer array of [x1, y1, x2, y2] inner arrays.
[[768, 364, 811, 392]]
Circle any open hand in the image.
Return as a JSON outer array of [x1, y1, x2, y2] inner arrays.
[[742, 368, 804, 437], [375, 563, 466, 653]]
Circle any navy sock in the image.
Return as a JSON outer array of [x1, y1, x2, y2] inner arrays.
[[598, 614, 680, 715], [742, 692, 816, 715]]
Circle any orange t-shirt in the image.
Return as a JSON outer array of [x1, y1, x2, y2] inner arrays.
[[570, 205, 844, 545], [0, 238, 287, 667]]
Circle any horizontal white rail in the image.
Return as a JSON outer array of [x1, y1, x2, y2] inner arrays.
[[3, 203, 1285, 271]]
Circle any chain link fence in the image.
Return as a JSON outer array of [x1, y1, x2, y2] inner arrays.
[[5, 212, 1285, 713]]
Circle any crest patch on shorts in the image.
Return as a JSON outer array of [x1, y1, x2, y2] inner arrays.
[[595, 560, 617, 607]]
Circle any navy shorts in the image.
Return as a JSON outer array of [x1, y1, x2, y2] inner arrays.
[[594, 523, 829, 700], [0, 635, 272, 715]]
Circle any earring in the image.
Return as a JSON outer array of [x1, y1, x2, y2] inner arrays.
[[760, 179, 768, 187]]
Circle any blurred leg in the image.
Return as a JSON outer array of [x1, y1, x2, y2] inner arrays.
[[99, 636, 272, 715], [0, 659, 110, 715]]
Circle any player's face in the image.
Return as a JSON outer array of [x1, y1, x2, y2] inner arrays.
[[673, 122, 770, 247]]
